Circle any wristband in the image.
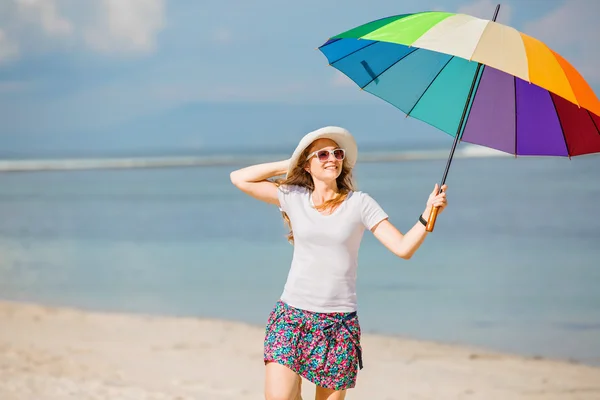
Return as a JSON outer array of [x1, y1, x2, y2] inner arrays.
[[419, 214, 428, 226]]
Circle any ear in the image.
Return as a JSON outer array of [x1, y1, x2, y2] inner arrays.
[[303, 160, 310, 173]]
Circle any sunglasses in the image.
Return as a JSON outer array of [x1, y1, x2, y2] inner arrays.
[[306, 148, 346, 162]]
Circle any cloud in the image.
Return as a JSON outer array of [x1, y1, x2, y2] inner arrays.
[[16, 0, 73, 36], [523, 0, 600, 84], [0, 0, 166, 61], [457, 0, 512, 24], [83, 0, 166, 54]]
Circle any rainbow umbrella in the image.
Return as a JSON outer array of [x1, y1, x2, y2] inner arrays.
[[318, 4, 600, 231]]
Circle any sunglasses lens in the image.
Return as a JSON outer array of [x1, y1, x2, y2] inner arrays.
[[333, 149, 345, 160], [317, 151, 330, 161], [313, 149, 345, 162]]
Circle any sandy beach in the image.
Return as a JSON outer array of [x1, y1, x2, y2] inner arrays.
[[1, 301, 599, 400]]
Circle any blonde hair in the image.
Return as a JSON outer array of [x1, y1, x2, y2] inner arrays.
[[275, 143, 356, 244]]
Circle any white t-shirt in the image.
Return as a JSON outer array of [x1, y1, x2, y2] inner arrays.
[[277, 184, 389, 313]]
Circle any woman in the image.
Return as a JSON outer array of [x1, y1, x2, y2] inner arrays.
[[230, 126, 448, 400]]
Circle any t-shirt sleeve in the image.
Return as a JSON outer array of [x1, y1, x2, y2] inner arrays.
[[277, 184, 305, 213], [360, 192, 389, 230], [277, 184, 291, 213]]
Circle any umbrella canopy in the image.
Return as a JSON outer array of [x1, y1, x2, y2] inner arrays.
[[319, 10, 600, 157]]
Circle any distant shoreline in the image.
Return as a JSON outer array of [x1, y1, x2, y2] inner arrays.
[[0, 146, 516, 172]]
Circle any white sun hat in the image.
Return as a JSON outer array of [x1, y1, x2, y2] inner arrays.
[[286, 126, 358, 178]]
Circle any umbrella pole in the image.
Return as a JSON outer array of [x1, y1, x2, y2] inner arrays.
[[426, 3, 501, 232]]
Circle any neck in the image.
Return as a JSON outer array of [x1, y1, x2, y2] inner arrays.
[[312, 180, 339, 204]]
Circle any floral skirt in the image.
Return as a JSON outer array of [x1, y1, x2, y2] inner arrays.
[[263, 300, 363, 391]]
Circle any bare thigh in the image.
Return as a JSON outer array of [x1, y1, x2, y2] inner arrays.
[[264, 361, 303, 400], [315, 386, 346, 400]]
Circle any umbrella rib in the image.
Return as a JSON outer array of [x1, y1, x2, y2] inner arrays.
[[514, 76, 518, 156], [458, 64, 486, 141], [405, 56, 454, 118], [327, 40, 379, 65], [587, 110, 600, 136], [319, 38, 341, 49], [549, 93, 572, 158], [359, 47, 419, 89]]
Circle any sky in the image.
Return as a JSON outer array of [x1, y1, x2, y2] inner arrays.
[[0, 0, 598, 157]]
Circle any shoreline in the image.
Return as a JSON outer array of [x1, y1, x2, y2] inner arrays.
[[3, 298, 595, 368], [2, 300, 600, 399]]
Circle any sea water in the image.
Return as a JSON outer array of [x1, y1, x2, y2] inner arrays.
[[0, 150, 599, 365]]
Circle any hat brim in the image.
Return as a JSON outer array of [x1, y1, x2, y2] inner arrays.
[[286, 126, 358, 178]]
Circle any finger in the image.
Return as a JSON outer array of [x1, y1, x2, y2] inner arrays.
[[432, 183, 439, 195], [432, 192, 446, 201], [440, 184, 448, 192]]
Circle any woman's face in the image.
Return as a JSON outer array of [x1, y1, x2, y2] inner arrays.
[[304, 138, 345, 183]]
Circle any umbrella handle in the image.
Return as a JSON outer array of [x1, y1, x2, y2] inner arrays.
[[425, 206, 440, 232]]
